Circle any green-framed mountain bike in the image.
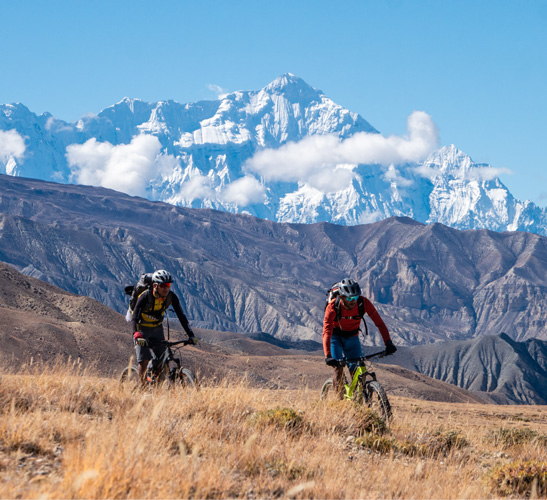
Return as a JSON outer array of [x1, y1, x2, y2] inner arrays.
[[320, 351, 392, 423]]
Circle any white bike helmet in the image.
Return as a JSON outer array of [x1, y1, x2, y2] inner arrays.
[[152, 269, 173, 284], [338, 278, 361, 297]]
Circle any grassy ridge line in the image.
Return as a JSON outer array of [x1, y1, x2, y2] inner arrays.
[[1, 362, 547, 499]]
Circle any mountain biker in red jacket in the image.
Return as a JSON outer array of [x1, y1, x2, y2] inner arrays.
[[323, 278, 396, 397], [131, 270, 197, 384]]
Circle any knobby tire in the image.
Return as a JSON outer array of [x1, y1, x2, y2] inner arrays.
[[178, 368, 197, 389], [320, 379, 334, 400], [365, 380, 392, 423], [321, 377, 393, 424], [119, 366, 139, 388]]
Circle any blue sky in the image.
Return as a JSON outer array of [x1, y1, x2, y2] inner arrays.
[[1, 0, 546, 205]]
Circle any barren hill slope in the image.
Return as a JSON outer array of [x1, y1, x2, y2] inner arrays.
[[0, 262, 130, 372], [382, 334, 547, 404], [0, 262, 489, 403]]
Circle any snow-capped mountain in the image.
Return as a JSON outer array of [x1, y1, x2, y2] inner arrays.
[[1, 73, 546, 234]]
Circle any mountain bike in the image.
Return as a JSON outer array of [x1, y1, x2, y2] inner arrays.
[[320, 351, 392, 423], [119, 339, 197, 389]]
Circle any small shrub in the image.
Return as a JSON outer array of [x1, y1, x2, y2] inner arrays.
[[426, 429, 470, 455], [487, 427, 538, 447], [265, 459, 305, 480], [489, 460, 547, 496], [353, 405, 388, 435], [335, 402, 388, 435], [6, 440, 50, 456], [244, 458, 306, 480], [355, 434, 414, 455], [355, 428, 469, 457], [251, 407, 305, 433]]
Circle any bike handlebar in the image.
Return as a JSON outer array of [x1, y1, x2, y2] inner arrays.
[[364, 350, 386, 360], [147, 338, 193, 348], [333, 350, 386, 367]]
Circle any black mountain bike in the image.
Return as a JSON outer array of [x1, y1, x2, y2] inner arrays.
[[320, 350, 392, 423], [119, 339, 197, 389]]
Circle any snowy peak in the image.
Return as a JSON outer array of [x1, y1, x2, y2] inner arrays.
[[98, 97, 153, 124], [1, 102, 31, 118], [1, 75, 546, 236], [0, 103, 54, 127], [423, 145, 473, 174], [263, 73, 323, 101]]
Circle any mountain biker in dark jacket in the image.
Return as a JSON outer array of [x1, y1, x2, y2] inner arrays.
[[131, 269, 197, 383], [323, 278, 396, 397]]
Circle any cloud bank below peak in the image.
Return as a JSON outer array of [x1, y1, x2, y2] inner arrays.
[[244, 111, 439, 193], [66, 135, 177, 197], [0, 129, 26, 163]]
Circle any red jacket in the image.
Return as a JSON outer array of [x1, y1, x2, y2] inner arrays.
[[323, 296, 391, 356]]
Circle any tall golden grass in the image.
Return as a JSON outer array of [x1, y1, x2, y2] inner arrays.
[[1, 360, 547, 499]]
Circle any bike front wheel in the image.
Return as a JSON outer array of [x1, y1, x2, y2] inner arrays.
[[174, 367, 197, 390], [119, 365, 139, 388], [364, 380, 392, 423]]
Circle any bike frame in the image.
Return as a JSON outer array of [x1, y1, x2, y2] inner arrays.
[[337, 351, 385, 400], [146, 339, 190, 381], [344, 364, 366, 400]]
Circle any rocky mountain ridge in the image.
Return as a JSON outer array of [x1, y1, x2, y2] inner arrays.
[[381, 333, 547, 404], [1, 174, 546, 345]]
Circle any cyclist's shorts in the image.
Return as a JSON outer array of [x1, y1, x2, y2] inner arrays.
[[331, 333, 362, 370], [135, 325, 165, 363]]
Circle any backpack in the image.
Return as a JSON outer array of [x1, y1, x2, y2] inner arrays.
[[124, 272, 174, 323], [325, 282, 368, 335], [125, 273, 154, 312]]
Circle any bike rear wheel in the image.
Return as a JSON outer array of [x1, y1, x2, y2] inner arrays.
[[320, 378, 346, 401], [364, 380, 392, 422], [320, 379, 333, 400]]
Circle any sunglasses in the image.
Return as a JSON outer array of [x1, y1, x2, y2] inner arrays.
[[344, 295, 359, 302], [157, 283, 171, 289]]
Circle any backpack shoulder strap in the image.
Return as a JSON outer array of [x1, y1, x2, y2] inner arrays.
[[142, 288, 154, 311], [358, 296, 369, 336], [357, 296, 365, 318], [334, 295, 342, 322], [145, 290, 173, 316], [163, 292, 173, 310], [334, 296, 365, 321]]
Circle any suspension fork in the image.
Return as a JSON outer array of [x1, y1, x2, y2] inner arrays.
[[344, 365, 367, 399]]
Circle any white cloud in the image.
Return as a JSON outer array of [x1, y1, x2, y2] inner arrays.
[[220, 175, 266, 206], [464, 166, 513, 182], [207, 84, 228, 99], [383, 164, 414, 187], [45, 116, 75, 133], [179, 173, 215, 201], [414, 164, 438, 180], [66, 134, 177, 197], [308, 164, 357, 193], [415, 163, 513, 182], [357, 210, 383, 224], [245, 111, 439, 193], [0, 129, 26, 162]]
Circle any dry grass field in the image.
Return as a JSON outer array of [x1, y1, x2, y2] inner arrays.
[[1, 360, 547, 499]]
